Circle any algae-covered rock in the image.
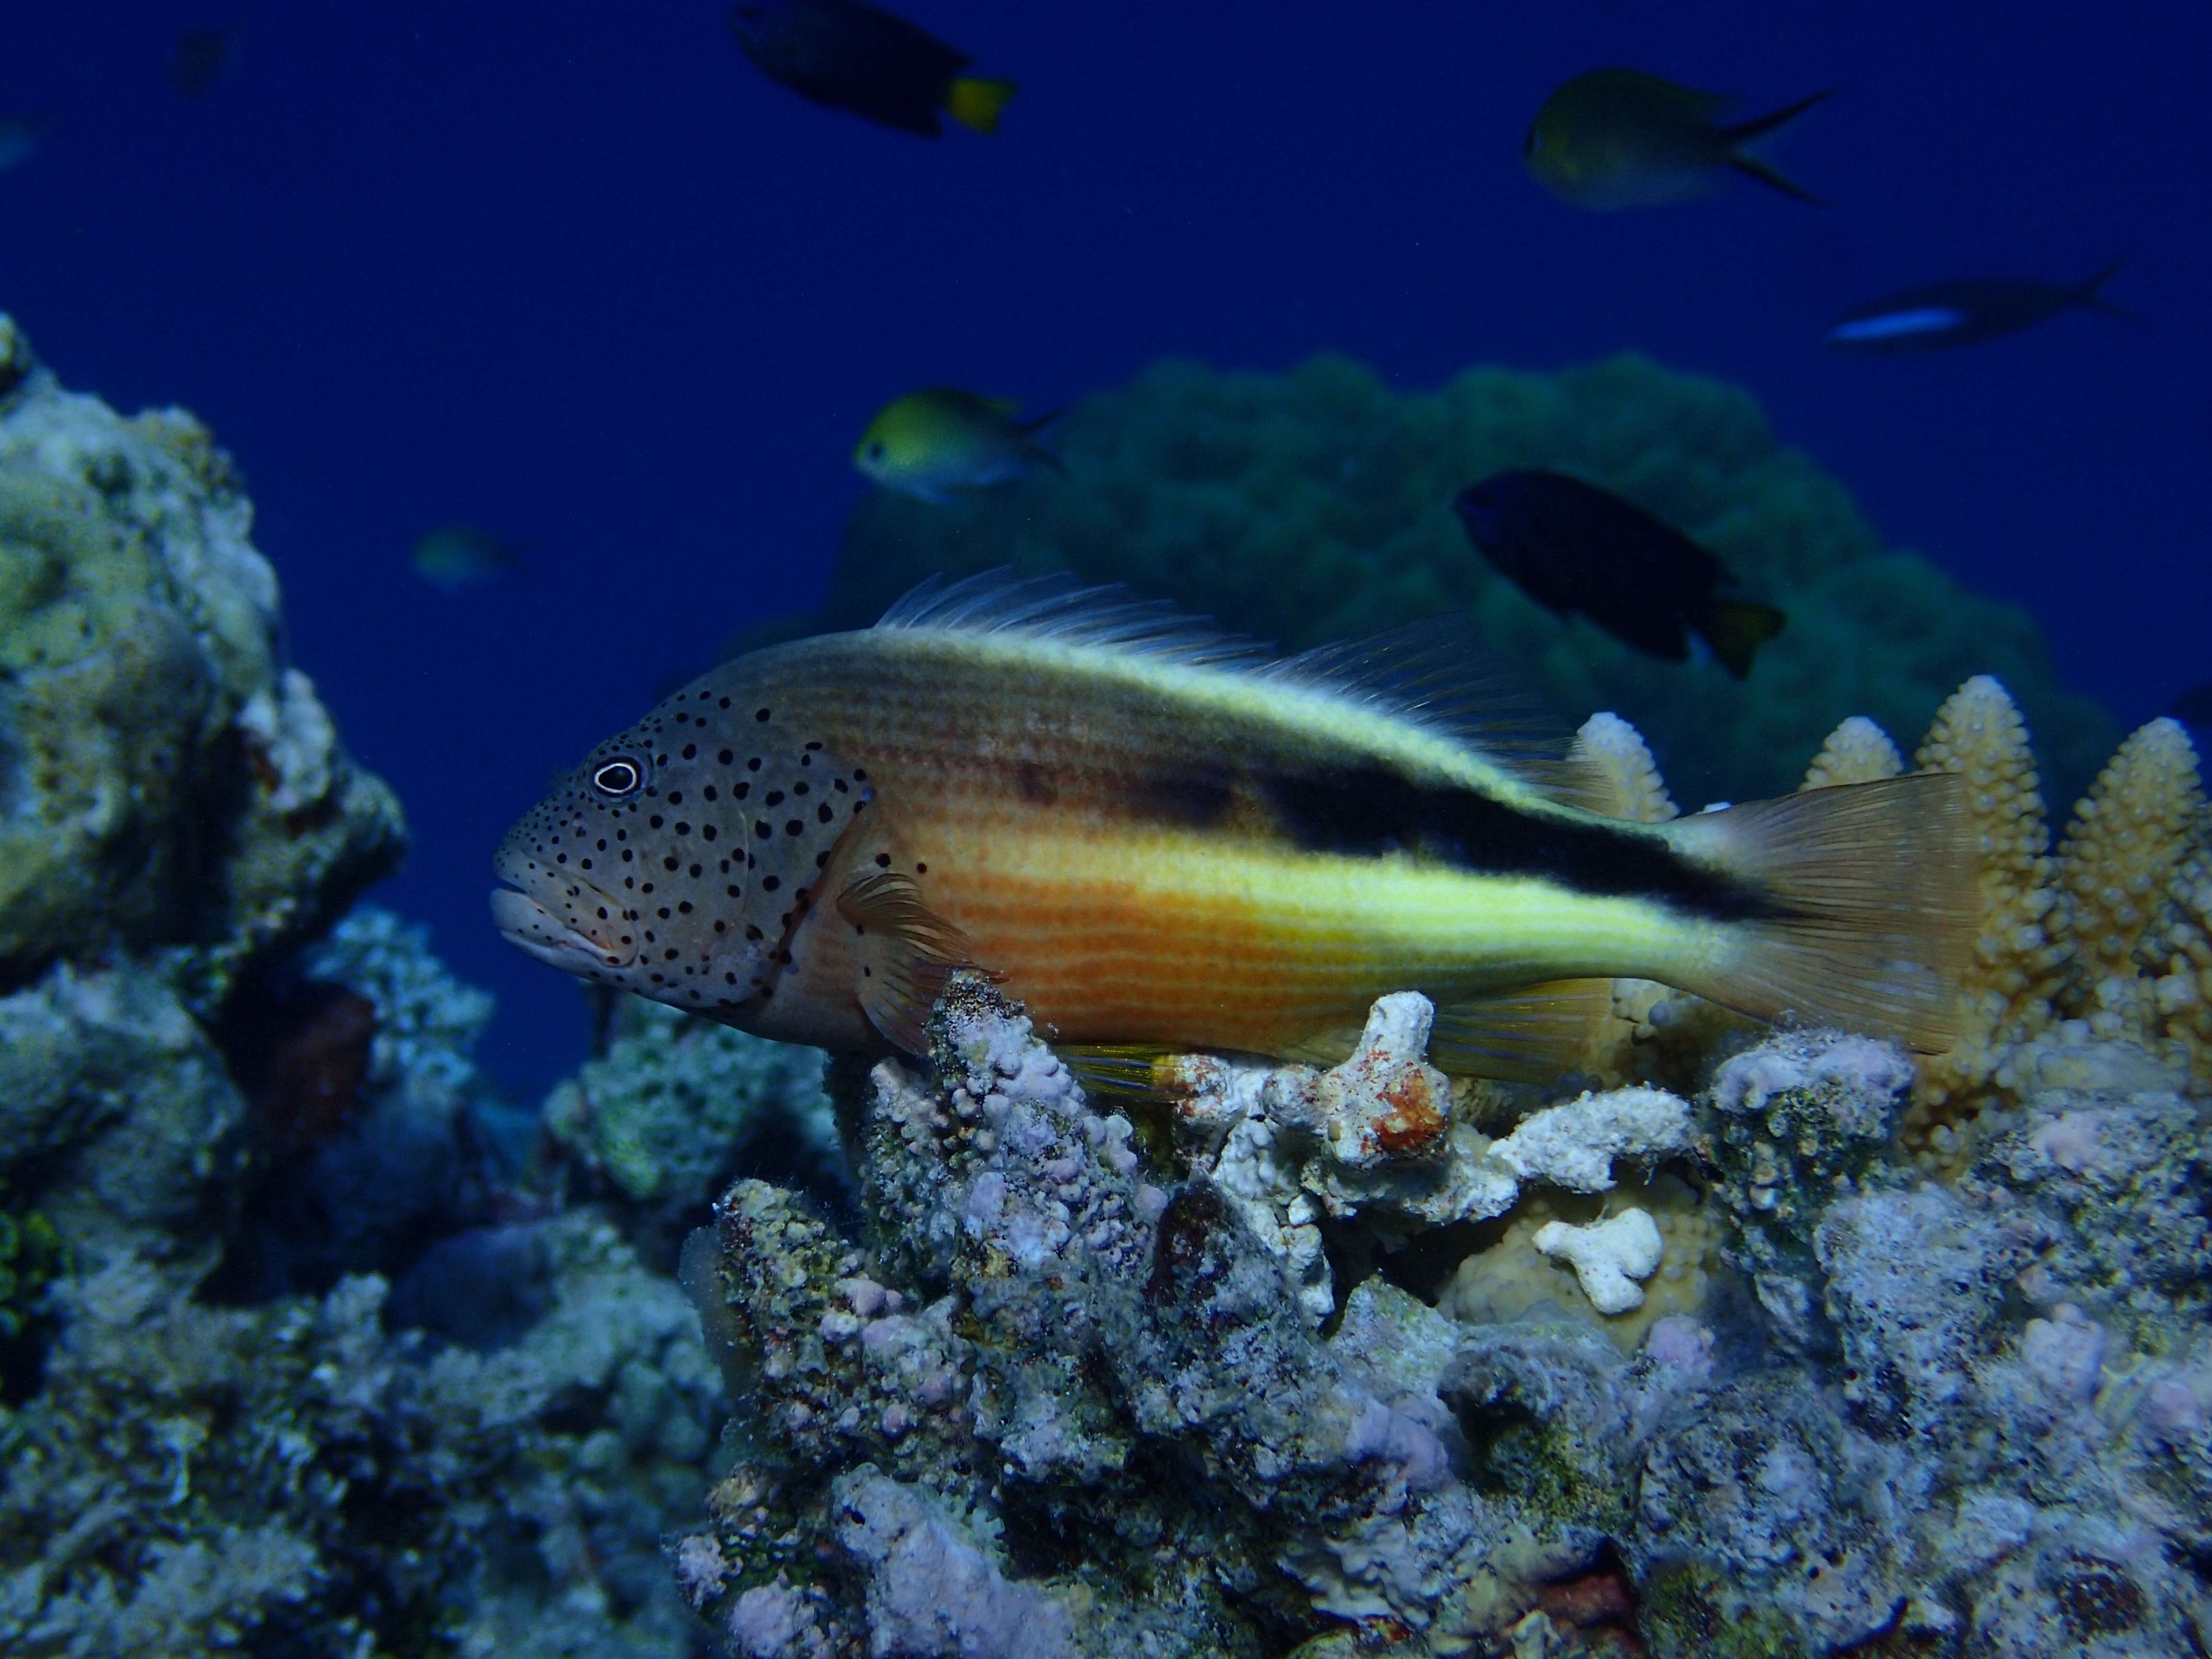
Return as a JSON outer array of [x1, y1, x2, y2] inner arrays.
[[0, 319, 403, 1002], [814, 352, 2115, 805], [0, 1214, 721, 1659], [0, 959, 252, 1275], [543, 995, 842, 1267]]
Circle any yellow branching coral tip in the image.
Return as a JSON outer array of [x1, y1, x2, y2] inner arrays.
[[2058, 717, 2203, 982], [1801, 716, 1903, 791], [2055, 718, 2210, 1083], [1567, 711, 1677, 824], [1905, 676, 2070, 1149]]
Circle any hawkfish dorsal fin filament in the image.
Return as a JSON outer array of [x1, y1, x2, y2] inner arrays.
[[1658, 773, 1976, 1051], [836, 868, 985, 1055]]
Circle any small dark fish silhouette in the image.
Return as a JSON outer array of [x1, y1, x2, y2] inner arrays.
[[168, 24, 238, 97], [1455, 470, 1785, 678], [2170, 684, 2212, 728], [1827, 262, 2131, 354], [412, 525, 527, 592], [727, 0, 1014, 136], [1525, 68, 1832, 209]]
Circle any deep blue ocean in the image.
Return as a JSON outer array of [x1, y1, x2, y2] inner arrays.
[[5, 1, 2206, 1100]]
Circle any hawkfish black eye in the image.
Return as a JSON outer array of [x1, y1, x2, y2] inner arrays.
[[590, 756, 647, 799]]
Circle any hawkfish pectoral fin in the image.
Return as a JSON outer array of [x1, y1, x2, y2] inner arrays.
[[1659, 772, 1976, 1052], [1429, 979, 1622, 1084], [836, 869, 986, 1055]]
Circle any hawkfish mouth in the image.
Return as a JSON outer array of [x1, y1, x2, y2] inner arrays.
[[490, 844, 638, 974]]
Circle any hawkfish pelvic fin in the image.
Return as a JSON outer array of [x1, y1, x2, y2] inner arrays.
[[836, 868, 984, 1055], [1428, 979, 1623, 1084], [1659, 772, 1975, 1051]]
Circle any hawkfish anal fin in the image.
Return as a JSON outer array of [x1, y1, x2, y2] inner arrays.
[[836, 869, 985, 1055], [1660, 772, 1975, 1051], [1429, 979, 1620, 1084]]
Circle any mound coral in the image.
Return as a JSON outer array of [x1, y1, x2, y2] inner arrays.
[[805, 352, 2116, 807]]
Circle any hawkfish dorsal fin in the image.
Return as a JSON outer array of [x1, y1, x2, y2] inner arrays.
[[1261, 617, 1569, 783], [875, 568, 1273, 672], [876, 569, 1566, 782], [836, 869, 984, 1055]]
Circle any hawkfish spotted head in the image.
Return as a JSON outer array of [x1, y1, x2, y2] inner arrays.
[[493, 671, 877, 1021], [492, 742, 656, 987]]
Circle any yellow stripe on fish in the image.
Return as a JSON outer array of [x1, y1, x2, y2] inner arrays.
[[493, 571, 1975, 1078]]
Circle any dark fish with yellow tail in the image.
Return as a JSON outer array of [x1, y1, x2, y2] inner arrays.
[[492, 573, 1973, 1080], [1455, 470, 1785, 678], [728, 0, 1015, 137], [1525, 68, 1831, 209]]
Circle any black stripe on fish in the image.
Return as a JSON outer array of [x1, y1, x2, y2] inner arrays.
[[1259, 760, 1786, 922], [1128, 766, 1238, 830]]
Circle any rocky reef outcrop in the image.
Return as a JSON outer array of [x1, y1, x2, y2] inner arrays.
[[677, 979, 2211, 1659], [0, 325, 754, 1659]]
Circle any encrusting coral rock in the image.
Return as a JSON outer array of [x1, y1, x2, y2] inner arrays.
[[0, 317, 403, 1004], [1530, 1208, 1663, 1314], [544, 994, 842, 1267], [1152, 996, 1695, 1321], [653, 687, 2212, 1654]]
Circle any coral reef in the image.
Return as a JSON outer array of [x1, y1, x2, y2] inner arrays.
[[0, 316, 403, 1007], [799, 352, 2116, 807], [545, 995, 843, 1269], [208, 906, 519, 1302], [0, 331, 739, 1659], [8, 320, 2206, 1657], [0, 1213, 722, 1659], [677, 976, 2211, 1658]]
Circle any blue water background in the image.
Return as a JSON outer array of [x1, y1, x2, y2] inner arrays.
[[2, 1, 2206, 1096]]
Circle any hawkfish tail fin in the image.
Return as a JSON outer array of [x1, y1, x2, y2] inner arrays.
[[1659, 772, 1975, 1051]]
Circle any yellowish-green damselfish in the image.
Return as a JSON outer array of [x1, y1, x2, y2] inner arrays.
[[1525, 69, 1831, 210], [854, 388, 1063, 503]]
